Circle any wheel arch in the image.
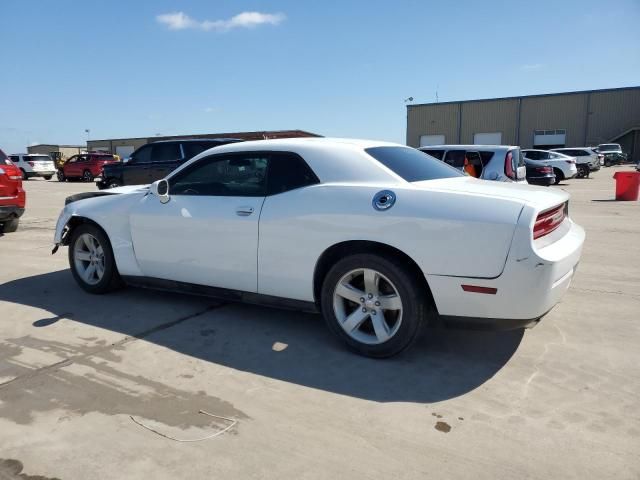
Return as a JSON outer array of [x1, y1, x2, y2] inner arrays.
[[312, 240, 436, 312], [62, 216, 108, 246]]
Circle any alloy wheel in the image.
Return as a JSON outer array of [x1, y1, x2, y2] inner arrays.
[[332, 268, 403, 345], [73, 233, 105, 285]]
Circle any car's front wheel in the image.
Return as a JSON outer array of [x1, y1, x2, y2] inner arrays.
[[82, 170, 94, 182], [57, 170, 65, 182], [321, 254, 427, 358], [68, 224, 122, 294]]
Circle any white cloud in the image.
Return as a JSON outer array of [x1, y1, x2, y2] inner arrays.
[[520, 63, 544, 71], [157, 11, 286, 32]]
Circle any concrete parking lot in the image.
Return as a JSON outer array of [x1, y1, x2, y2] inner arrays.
[[0, 169, 639, 479]]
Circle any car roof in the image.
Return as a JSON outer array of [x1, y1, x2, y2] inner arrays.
[[175, 137, 410, 184], [419, 145, 517, 151], [150, 138, 242, 144], [551, 147, 593, 150]]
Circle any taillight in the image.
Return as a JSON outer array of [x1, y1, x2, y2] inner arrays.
[[565, 160, 575, 164], [28, 161, 35, 167], [533, 203, 566, 239], [505, 151, 515, 179], [537, 166, 553, 174]]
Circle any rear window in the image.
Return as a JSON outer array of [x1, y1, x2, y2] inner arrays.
[[27, 155, 52, 162], [366, 147, 463, 182], [599, 144, 621, 152]]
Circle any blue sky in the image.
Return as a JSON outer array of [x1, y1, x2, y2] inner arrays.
[[1, 0, 639, 153]]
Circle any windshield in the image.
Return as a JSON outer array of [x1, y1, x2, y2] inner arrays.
[[366, 146, 464, 182], [599, 144, 621, 152]]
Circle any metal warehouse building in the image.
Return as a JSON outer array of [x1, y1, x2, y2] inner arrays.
[[407, 86, 640, 162], [27, 144, 84, 158], [86, 129, 321, 160]]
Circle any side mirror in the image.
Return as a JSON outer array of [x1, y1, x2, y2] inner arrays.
[[150, 179, 170, 204]]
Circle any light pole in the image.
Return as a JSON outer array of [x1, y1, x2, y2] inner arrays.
[[85, 129, 90, 143]]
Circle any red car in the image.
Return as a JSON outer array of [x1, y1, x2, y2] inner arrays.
[[58, 152, 119, 182], [0, 148, 26, 233]]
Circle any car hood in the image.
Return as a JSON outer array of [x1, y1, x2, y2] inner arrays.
[[412, 177, 569, 210], [107, 184, 150, 194], [64, 184, 149, 206]]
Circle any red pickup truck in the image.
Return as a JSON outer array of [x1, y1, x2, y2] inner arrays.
[[0, 148, 26, 233]]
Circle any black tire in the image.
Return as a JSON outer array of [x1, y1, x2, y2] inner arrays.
[[604, 159, 611, 167], [1, 218, 19, 233], [43, 175, 53, 180], [20, 169, 28, 180], [57, 170, 65, 182], [320, 253, 428, 358], [107, 179, 122, 189], [68, 224, 123, 294], [82, 170, 94, 182], [553, 168, 564, 185]]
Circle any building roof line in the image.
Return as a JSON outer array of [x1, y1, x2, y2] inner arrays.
[[88, 129, 322, 143], [407, 85, 640, 109]]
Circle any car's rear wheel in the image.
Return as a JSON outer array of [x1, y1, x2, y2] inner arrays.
[[1, 218, 19, 233], [20, 169, 28, 180], [82, 170, 93, 182], [43, 175, 53, 180], [553, 168, 564, 184], [321, 254, 427, 358], [68, 224, 122, 294], [57, 170, 65, 182]]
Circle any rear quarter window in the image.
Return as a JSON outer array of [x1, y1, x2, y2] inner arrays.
[[366, 147, 463, 182]]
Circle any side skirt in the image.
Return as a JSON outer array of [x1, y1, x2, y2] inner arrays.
[[121, 275, 319, 313]]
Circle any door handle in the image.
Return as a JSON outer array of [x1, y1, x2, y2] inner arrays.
[[236, 206, 254, 216]]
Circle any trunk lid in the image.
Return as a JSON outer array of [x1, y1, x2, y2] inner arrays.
[[413, 176, 569, 211]]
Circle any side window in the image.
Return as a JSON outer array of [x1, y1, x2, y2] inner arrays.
[[575, 150, 588, 157], [443, 150, 465, 168], [131, 145, 152, 163], [524, 151, 538, 160], [182, 142, 213, 159], [479, 151, 495, 164], [9, 156, 20, 163], [423, 149, 444, 160], [267, 153, 320, 195], [538, 151, 551, 160], [150, 143, 181, 162], [67, 155, 78, 163], [78, 155, 90, 163], [170, 154, 268, 197]]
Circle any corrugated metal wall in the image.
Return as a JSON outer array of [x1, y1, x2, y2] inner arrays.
[[587, 89, 640, 145], [406, 103, 459, 146], [519, 93, 588, 148], [460, 99, 519, 144], [407, 87, 640, 150]]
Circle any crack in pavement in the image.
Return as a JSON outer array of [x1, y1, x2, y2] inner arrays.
[[0, 303, 226, 390], [571, 287, 640, 299]]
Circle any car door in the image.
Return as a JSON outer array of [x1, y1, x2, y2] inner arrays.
[[123, 144, 152, 185], [147, 142, 183, 183], [129, 152, 269, 292], [64, 155, 80, 177]]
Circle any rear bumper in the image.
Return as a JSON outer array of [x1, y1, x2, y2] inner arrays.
[[0, 205, 25, 221], [427, 218, 584, 327], [527, 175, 555, 186], [27, 170, 56, 177]]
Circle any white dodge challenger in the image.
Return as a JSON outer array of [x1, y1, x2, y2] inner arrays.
[[53, 138, 585, 357]]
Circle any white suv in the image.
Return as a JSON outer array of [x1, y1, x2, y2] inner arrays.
[[418, 145, 527, 183], [550, 147, 601, 172], [9, 153, 56, 180]]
